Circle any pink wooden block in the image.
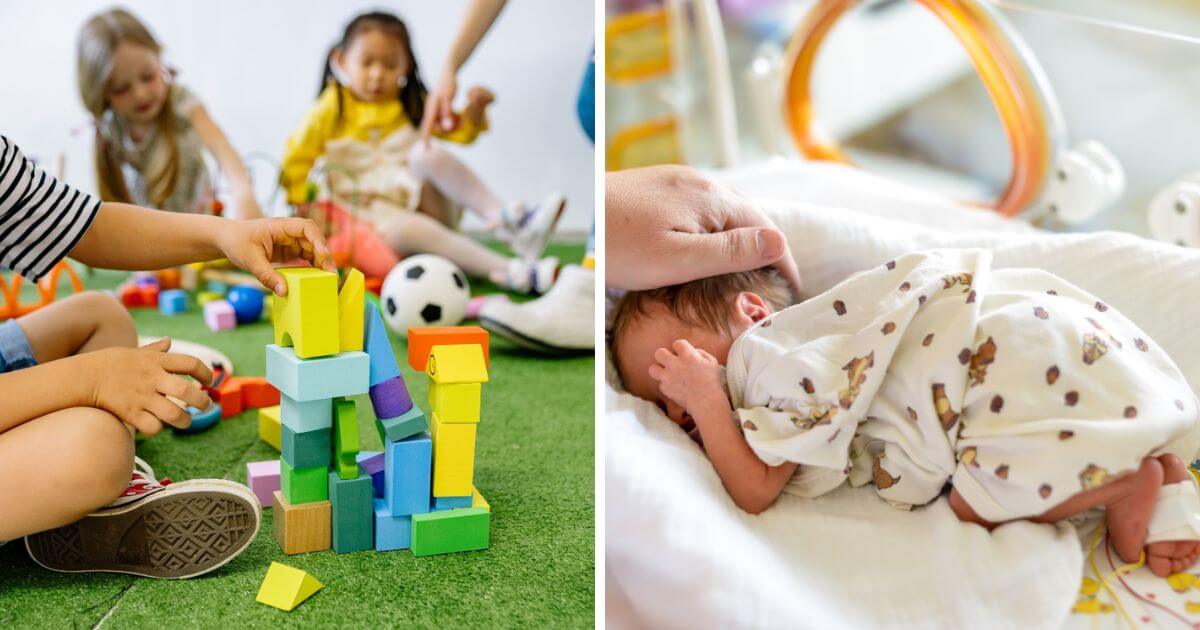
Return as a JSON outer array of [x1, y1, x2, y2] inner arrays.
[[203, 300, 237, 332], [246, 459, 281, 507]]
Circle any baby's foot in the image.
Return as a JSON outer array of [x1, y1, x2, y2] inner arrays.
[[1145, 454, 1200, 577], [1105, 456, 1163, 564]]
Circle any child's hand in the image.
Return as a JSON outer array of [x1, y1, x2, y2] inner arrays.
[[648, 339, 724, 414], [84, 338, 213, 435], [463, 86, 494, 126], [216, 217, 336, 296]]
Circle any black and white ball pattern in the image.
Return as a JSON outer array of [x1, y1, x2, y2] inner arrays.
[[380, 254, 470, 337]]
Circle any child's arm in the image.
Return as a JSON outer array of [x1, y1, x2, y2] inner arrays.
[[68, 202, 334, 296], [0, 338, 211, 435], [189, 105, 262, 219], [651, 340, 798, 514]]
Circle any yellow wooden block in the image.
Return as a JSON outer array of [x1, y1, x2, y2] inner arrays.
[[256, 561, 323, 611], [472, 486, 490, 512], [428, 382, 481, 423], [258, 405, 282, 451], [272, 268, 339, 359], [426, 344, 489, 384], [337, 268, 364, 352], [430, 413, 476, 496]]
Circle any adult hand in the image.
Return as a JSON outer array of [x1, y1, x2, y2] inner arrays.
[[605, 165, 801, 292], [421, 69, 460, 143]]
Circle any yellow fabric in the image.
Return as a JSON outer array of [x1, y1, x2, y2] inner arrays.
[[281, 84, 486, 204]]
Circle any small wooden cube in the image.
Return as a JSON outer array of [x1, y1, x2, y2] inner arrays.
[[272, 491, 331, 555], [258, 405, 282, 451], [406, 326, 489, 372]]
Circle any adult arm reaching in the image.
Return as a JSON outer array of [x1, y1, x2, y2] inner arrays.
[[605, 165, 801, 292], [421, 0, 508, 141]]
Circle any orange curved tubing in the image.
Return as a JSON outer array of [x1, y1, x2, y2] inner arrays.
[[0, 260, 85, 319], [783, 0, 1057, 216]]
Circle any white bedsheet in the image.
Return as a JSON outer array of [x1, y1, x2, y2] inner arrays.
[[605, 162, 1200, 629]]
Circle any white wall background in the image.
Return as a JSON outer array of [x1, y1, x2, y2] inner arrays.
[[0, 0, 595, 236]]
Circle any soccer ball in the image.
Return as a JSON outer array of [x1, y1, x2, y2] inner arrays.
[[379, 254, 470, 336]]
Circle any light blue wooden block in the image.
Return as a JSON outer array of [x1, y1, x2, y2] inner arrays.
[[265, 344, 369, 401], [385, 432, 432, 517], [432, 495, 472, 511], [280, 395, 331, 432], [363, 302, 401, 387], [373, 498, 412, 551]]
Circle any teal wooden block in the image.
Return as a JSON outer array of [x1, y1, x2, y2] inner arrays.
[[364, 302, 402, 387], [333, 398, 360, 480], [433, 495, 472, 511], [411, 507, 489, 556], [281, 459, 328, 504], [374, 405, 426, 444], [328, 471, 373, 553], [265, 344, 369, 402], [282, 424, 331, 469], [280, 395, 331, 432], [373, 498, 412, 551]]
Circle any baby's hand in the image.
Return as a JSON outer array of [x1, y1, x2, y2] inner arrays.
[[216, 217, 336, 296], [648, 339, 724, 413], [83, 338, 214, 435]]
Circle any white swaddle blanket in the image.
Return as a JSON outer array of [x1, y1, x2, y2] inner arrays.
[[726, 249, 1199, 522]]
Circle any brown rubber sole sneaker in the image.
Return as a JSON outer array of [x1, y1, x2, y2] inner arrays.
[[24, 479, 260, 579]]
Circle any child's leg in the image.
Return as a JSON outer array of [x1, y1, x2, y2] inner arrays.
[[0, 406, 134, 540], [17, 291, 137, 362], [407, 142, 504, 223]]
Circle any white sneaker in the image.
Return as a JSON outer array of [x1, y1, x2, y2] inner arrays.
[[506, 256, 559, 295], [480, 264, 594, 355], [501, 194, 566, 261]]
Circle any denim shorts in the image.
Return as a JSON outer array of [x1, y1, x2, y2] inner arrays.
[[0, 319, 36, 373]]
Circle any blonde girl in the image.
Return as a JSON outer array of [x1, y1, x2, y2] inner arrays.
[[282, 11, 564, 294], [77, 8, 262, 218]]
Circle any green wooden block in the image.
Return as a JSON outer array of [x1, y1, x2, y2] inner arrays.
[[281, 425, 331, 469], [328, 471, 373, 553], [333, 398, 360, 480], [374, 405, 426, 444], [281, 459, 328, 504], [411, 507, 489, 556]]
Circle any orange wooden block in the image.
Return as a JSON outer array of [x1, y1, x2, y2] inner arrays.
[[406, 326, 489, 372], [217, 378, 244, 418], [139, 285, 159, 307], [240, 377, 280, 408], [272, 491, 331, 555], [156, 268, 181, 290]]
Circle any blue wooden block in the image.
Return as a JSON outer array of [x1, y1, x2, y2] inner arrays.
[[356, 451, 385, 497], [206, 280, 228, 294], [280, 395, 331, 432], [433, 495, 472, 511], [329, 471, 373, 554], [158, 289, 187, 315], [374, 405, 426, 444], [265, 344, 369, 401], [363, 302, 401, 387], [373, 498, 412, 551], [385, 432, 432, 517], [176, 403, 221, 434], [282, 424, 332, 469]]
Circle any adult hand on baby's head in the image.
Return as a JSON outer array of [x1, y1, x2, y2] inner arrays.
[[217, 217, 336, 296], [606, 165, 802, 292], [648, 339, 725, 415]]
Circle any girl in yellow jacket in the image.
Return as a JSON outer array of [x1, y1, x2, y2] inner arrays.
[[281, 11, 564, 293]]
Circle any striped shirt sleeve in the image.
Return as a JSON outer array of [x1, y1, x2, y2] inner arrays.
[[0, 135, 101, 280]]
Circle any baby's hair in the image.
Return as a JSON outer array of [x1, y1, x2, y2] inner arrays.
[[610, 269, 796, 349], [77, 8, 179, 207], [320, 11, 427, 128]]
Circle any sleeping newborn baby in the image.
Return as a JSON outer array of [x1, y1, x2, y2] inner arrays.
[[611, 249, 1200, 577]]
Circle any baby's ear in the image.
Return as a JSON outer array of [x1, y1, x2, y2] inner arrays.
[[733, 291, 771, 324]]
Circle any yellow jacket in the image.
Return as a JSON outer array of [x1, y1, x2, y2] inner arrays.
[[281, 84, 485, 204]]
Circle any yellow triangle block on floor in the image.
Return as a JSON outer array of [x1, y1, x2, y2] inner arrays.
[[256, 561, 323, 611], [426, 344, 489, 384]]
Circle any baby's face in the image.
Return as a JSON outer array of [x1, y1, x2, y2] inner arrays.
[[616, 294, 769, 432]]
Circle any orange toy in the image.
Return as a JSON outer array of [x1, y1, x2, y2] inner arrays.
[[406, 326, 490, 372], [0, 260, 84, 320], [156, 268, 182, 290], [212, 376, 280, 419]]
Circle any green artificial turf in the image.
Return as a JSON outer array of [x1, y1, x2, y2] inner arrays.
[[0, 244, 594, 628]]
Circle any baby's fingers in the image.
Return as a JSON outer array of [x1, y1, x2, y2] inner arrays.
[[648, 364, 666, 382]]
